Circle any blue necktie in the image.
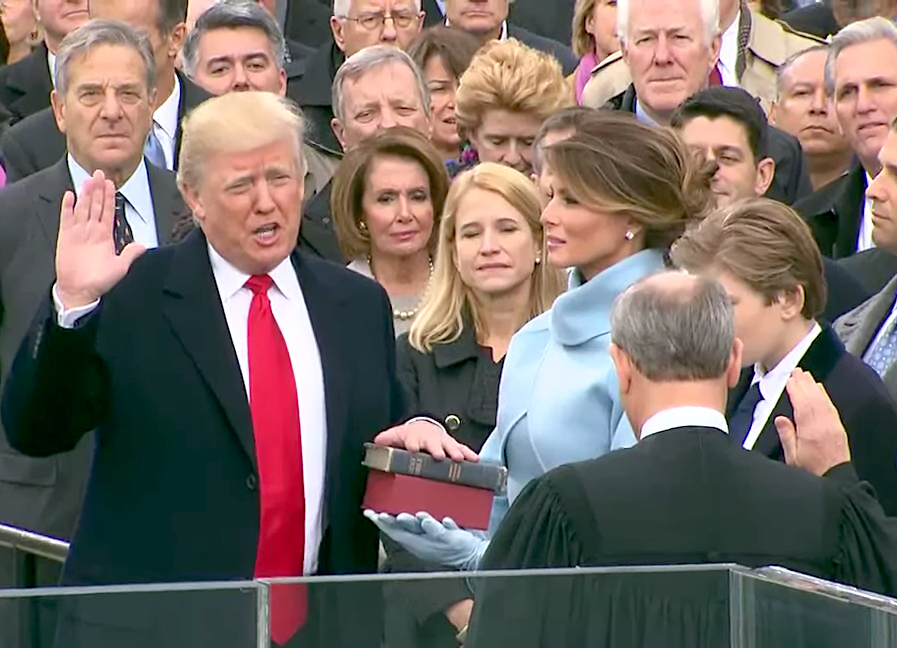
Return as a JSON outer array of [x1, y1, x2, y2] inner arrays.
[[729, 382, 763, 447], [866, 318, 897, 377], [144, 124, 167, 169]]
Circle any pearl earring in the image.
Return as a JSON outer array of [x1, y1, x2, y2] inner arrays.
[[625, 230, 635, 241], [535, 256, 541, 265]]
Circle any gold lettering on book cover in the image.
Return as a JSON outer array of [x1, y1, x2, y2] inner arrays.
[[409, 455, 424, 476]]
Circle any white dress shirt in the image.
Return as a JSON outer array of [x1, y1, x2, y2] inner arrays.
[[718, 11, 740, 87], [208, 245, 327, 575], [47, 51, 57, 89], [54, 244, 328, 575], [742, 322, 822, 450], [67, 154, 160, 249], [152, 76, 181, 171], [640, 407, 728, 439], [858, 172, 876, 252]]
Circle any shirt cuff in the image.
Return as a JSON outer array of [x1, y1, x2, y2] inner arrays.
[[52, 284, 100, 329], [406, 416, 448, 434]]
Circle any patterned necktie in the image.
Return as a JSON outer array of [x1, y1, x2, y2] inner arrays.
[[113, 192, 134, 255], [144, 123, 167, 169], [245, 275, 307, 645], [729, 381, 763, 447], [866, 318, 897, 377]]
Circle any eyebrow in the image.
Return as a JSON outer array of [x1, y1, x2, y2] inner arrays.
[[207, 52, 271, 65]]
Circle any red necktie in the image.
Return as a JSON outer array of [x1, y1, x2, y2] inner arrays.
[[709, 64, 723, 86], [246, 275, 307, 645]]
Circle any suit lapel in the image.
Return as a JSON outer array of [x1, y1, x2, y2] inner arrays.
[[726, 368, 753, 418], [834, 166, 867, 258], [161, 230, 257, 470], [291, 252, 350, 518], [173, 72, 212, 169], [34, 159, 74, 251], [146, 162, 187, 245], [843, 276, 897, 356], [7, 45, 52, 119]]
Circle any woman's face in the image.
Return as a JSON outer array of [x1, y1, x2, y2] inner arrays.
[[587, 0, 620, 61], [454, 186, 540, 298], [539, 161, 634, 280], [471, 108, 543, 175], [1, 0, 37, 50], [361, 155, 435, 260], [423, 54, 460, 156]]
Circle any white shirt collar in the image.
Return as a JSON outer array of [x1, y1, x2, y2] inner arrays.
[[66, 154, 154, 226], [154, 74, 181, 141], [207, 243, 301, 304], [718, 10, 740, 84], [634, 98, 658, 126], [640, 407, 729, 439], [752, 322, 823, 402], [47, 50, 57, 89]]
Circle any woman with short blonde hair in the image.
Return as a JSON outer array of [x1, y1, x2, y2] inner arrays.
[[450, 39, 572, 177]]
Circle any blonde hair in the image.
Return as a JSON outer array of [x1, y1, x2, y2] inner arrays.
[[572, 0, 598, 58], [454, 39, 572, 137], [408, 163, 565, 353], [177, 91, 305, 190], [330, 127, 449, 260]]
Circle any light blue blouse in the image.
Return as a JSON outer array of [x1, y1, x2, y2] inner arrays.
[[480, 249, 667, 534]]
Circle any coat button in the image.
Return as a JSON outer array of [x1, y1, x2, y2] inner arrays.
[[444, 414, 461, 431], [246, 474, 257, 491]]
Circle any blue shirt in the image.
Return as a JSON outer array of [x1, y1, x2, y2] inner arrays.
[[67, 155, 160, 249], [480, 249, 667, 533]]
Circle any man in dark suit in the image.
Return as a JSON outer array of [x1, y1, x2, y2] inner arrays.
[[284, 0, 343, 48], [671, 86, 871, 321], [781, 0, 897, 40], [793, 18, 897, 258], [0, 0, 211, 183], [0, 20, 189, 648], [1, 89, 472, 647], [442, 0, 578, 74], [465, 272, 897, 648], [508, 0, 574, 48], [0, 1, 88, 126], [670, 197, 897, 515]]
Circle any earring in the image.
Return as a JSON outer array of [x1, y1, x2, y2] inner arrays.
[[359, 221, 367, 231], [535, 256, 541, 265], [625, 230, 635, 241]]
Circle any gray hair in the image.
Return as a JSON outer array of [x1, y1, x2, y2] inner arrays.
[[617, 0, 720, 47], [775, 44, 829, 99], [611, 272, 734, 382], [55, 20, 157, 97], [331, 45, 430, 123], [181, 0, 287, 78], [332, 0, 422, 16], [824, 17, 897, 96]]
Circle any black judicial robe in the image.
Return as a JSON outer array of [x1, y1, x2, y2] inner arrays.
[[467, 426, 897, 648]]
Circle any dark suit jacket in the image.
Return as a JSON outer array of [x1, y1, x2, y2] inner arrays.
[[604, 85, 813, 205], [300, 179, 344, 263], [821, 256, 873, 323], [422, 0, 444, 26], [0, 158, 187, 646], [471, 426, 897, 648], [0, 72, 211, 183], [781, 2, 840, 39], [793, 162, 866, 259], [508, 24, 577, 76], [839, 248, 897, 295], [508, 0, 574, 52], [1, 229, 401, 646], [286, 39, 343, 156], [286, 38, 314, 64], [0, 43, 53, 126], [726, 325, 897, 515], [283, 0, 336, 50]]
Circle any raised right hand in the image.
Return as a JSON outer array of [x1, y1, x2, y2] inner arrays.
[[55, 171, 146, 310]]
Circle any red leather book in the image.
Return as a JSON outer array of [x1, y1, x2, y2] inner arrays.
[[361, 444, 507, 530]]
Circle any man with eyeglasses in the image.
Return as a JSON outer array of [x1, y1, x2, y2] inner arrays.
[[287, 0, 423, 160]]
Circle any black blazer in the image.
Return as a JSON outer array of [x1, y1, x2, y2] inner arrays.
[[508, 0, 574, 50], [286, 39, 344, 156], [821, 256, 873, 323], [726, 325, 897, 515], [793, 162, 866, 259], [508, 24, 578, 76], [283, 0, 336, 49], [1, 230, 402, 646], [422, 0, 444, 25], [0, 43, 53, 126], [781, 2, 840, 39], [839, 248, 897, 295], [0, 72, 211, 183], [604, 85, 813, 205], [299, 179, 344, 263]]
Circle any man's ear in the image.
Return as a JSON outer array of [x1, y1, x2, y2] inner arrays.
[[179, 181, 205, 223], [609, 343, 633, 396], [167, 23, 188, 60], [330, 16, 348, 53], [727, 338, 744, 388], [331, 117, 347, 151], [755, 157, 775, 196], [50, 89, 66, 134]]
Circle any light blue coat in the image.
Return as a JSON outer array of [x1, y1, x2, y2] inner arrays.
[[481, 249, 667, 534]]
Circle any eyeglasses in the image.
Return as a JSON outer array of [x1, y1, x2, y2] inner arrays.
[[340, 11, 420, 30]]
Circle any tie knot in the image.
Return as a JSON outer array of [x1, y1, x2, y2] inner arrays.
[[245, 274, 274, 295], [115, 192, 124, 208]]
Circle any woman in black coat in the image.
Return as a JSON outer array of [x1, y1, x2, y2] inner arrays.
[[382, 162, 564, 648]]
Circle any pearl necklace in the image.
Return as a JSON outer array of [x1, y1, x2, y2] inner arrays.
[[371, 256, 435, 321]]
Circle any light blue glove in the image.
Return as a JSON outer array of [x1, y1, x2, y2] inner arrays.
[[364, 510, 490, 571]]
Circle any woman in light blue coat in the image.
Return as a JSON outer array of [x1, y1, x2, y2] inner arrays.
[[368, 111, 715, 573]]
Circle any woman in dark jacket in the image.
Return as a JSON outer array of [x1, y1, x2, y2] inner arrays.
[[383, 162, 564, 648]]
